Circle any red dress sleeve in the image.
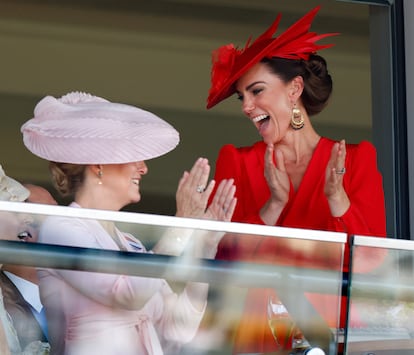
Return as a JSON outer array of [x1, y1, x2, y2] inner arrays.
[[213, 143, 266, 225], [212, 143, 266, 261], [211, 139, 387, 354], [329, 141, 386, 237]]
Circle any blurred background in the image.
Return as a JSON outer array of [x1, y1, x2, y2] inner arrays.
[[0, 0, 371, 214]]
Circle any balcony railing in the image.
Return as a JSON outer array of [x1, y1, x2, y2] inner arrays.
[[0, 201, 413, 354]]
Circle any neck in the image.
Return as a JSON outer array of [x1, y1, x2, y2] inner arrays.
[[277, 126, 320, 164], [75, 186, 121, 211]]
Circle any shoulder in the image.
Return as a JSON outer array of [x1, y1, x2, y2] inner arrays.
[[41, 215, 88, 231], [345, 140, 377, 160], [39, 216, 95, 245], [321, 137, 377, 157], [218, 141, 266, 156]]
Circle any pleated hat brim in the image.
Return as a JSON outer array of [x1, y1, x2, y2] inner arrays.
[[21, 92, 180, 164]]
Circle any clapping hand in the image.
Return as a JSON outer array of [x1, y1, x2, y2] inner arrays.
[[175, 158, 215, 218], [204, 178, 236, 222], [324, 139, 350, 217], [260, 144, 290, 225], [175, 157, 236, 221]]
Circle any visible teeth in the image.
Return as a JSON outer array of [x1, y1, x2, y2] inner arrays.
[[132, 179, 139, 186], [17, 231, 32, 241], [252, 114, 268, 123]]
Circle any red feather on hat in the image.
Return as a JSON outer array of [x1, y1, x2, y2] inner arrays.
[[207, 6, 338, 109]]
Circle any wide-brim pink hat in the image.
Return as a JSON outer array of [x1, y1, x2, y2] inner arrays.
[[21, 92, 180, 164]]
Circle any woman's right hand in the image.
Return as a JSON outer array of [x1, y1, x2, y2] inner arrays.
[[261, 144, 290, 225], [324, 139, 350, 217]]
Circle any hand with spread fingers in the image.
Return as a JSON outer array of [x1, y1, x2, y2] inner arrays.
[[191, 177, 237, 259], [175, 157, 215, 218], [260, 144, 290, 225], [324, 139, 350, 217], [155, 160, 236, 258], [204, 178, 237, 222], [175, 157, 237, 222]]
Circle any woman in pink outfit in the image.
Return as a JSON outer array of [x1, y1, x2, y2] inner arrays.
[[21, 91, 236, 355]]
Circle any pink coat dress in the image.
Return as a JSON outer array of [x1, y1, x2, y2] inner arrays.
[[37, 203, 205, 355]]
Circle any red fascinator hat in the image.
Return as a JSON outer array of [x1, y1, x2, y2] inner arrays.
[[206, 6, 338, 109]]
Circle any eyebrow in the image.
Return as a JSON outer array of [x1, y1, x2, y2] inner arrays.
[[237, 81, 266, 94]]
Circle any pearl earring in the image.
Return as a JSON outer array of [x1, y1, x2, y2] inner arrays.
[[98, 169, 103, 185]]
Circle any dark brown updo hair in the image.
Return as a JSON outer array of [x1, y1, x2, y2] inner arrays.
[[261, 54, 332, 116], [49, 162, 86, 197]]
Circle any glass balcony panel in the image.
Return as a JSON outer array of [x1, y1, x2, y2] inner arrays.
[[348, 236, 414, 355], [0, 201, 346, 354]]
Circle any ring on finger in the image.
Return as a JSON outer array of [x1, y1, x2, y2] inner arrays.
[[335, 167, 346, 175], [196, 185, 205, 193]]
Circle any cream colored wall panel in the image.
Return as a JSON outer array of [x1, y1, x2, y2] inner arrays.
[[0, 0, 372, 213], [0, 19, 212, 111]]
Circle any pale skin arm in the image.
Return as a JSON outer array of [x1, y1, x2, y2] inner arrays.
[[184, 180, 236, 311], [175, 156, 236, 235], [154, 157, 236, 255], [184, 179, 237, 311], [165, 157, 237, 311]]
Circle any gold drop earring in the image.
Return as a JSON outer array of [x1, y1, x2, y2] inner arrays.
[[290, 103, 304, 130]]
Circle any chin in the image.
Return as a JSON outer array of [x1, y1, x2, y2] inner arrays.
[[262, 136, 274, 145], [131, 195, 141, 204]]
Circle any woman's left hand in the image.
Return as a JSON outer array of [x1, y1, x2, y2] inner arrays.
[[175, 157, 216, 218], [324, 139, 351, 217], [204, 178, 237, 222]]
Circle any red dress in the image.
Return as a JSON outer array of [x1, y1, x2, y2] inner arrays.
[[211, 137, 386, 354]]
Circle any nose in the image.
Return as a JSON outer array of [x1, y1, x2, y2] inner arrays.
[[136, 161, 148, 175], [242, 96, 255, 116]]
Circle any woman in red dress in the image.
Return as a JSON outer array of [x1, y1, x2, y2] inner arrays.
[[206, 6, 386, 354]]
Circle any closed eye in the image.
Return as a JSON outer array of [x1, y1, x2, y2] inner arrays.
[[252, 87, 264, 96], [236, 85, 263, 102]]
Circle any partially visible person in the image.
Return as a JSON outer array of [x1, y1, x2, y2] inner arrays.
[[1, 183, 57, 351], [21, 91, 237, 355], [0, 165, 51, 354], [206, 6, 386, 354], [24, 184, 57, 206]]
